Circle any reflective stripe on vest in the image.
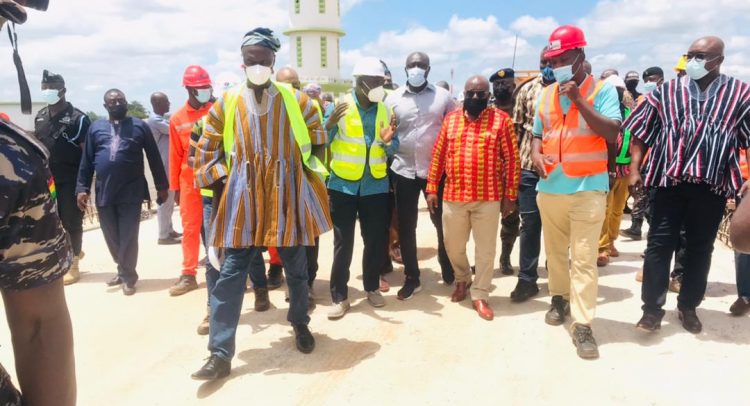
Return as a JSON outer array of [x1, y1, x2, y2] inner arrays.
[[312, 99, 324, 122], [329, 94, 388, 181], [616, 107, 632, 165], [538, 75, 608, 177], [222, 82, 328, 178]]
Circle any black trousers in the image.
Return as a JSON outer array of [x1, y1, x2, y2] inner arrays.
[[393, 173, 453, 281], [56, 181, 83, 256], [642, 183, 726, 314], [329, 190, 388, 302], [98, 203, 142, 285]]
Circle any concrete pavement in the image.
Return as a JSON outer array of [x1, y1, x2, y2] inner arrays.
[[1, 206, 747, 405]]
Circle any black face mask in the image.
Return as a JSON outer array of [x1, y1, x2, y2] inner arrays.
[[464, 97, 488, 117], [493, 87, 513, 103], [107, 104, 128, 120], [625, 80, 638, 93]]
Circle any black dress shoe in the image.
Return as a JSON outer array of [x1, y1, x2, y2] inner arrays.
[[122, 283, 136, 296], [293, 324, 315, 354], [730, 297, 750, 316], [157, 237, 182, 245], [636, 311, 663, 332], [678, 309, 702, 334], [510, 279, 540, 303], [545, 295, 570, 326], [191, 355, 231, 381], [106, 276, 123, 287]]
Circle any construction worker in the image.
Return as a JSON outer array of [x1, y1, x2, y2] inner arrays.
[[326, 56, 398, 319], [168, 65, 214, 297], [532, 25, 621, 359], [33, 69, 91, 285]]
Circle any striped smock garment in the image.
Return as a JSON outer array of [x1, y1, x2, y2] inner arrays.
[[624, 74, 750, 197], [193, 84, 332, 248]]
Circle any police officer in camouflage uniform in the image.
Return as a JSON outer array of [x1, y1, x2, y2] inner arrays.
[[34, 69, 91, 285]]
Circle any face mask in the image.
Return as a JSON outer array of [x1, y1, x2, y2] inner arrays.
[[107, 104, 128, 120], [406, 67, 427, 87], [245, 64, 272, 85], [552, 54, 581, 84], [464, 97, 488, 117], [362, 82, 385, 102], [542, 66, 556, 83], [41, 89, 61, 105], [194, 88, 212, 104], [643, 81, 658, 93], [686, 57, 713, 81], [626, 80, 639, 92], [493, 85, 513, 102]]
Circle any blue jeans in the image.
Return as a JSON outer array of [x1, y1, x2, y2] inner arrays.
[[518, 170, 542, 283], [736, 252, 750, 299], [202, 197, 219, 308], [209, 246, 310, 361]]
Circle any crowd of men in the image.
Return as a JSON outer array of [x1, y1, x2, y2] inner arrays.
[[2, 2, 750, 400]]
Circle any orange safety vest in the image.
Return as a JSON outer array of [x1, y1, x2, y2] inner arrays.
[[537, 75, 608, 177]]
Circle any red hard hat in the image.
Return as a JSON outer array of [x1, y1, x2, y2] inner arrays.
[[544, 25, 587, 58], [182, 65, 212, 87]]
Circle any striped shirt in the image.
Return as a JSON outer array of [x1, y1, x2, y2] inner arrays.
[[193, 84, 332, 248], [625, 74, 750, 197], [512, 76, 544, 171], [426, 107, 520, 201]]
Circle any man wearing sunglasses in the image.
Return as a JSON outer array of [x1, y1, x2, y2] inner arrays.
[[628, 36, 750, 335]]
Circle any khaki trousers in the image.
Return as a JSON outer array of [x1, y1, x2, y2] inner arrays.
[[538, 191, 606, 327], [599, 178, 630, 254], [442, 201, 501, 301]]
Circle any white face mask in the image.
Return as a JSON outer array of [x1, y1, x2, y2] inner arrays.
[[685, 57, 716, 81], [361, 81, 385, 102], [41, 89, 61, 105], [406, 67, 427, 87], [245, 65, 272, 85], [195, 88, 212, 104]]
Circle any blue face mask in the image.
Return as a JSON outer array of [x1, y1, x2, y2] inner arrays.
[[41, 89, 61, 105], [542, 66, 556, 83], [195, 88, 212, 104], [643, 81, 658, 93], [552, 54, 581, 84], [406, 67, 427, 87]]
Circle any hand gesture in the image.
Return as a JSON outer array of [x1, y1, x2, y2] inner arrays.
[[558, 80, 582, 103], [325, 102, 349, 130]]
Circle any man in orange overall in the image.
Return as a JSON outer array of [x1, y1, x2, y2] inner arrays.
[[168, 65, 214, 296]]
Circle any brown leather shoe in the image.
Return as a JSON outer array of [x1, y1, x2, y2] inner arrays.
[[254, 287, 270, 312], [609, 245, 620, 258], [472, 300, 494, 321], [730, 297, 750, 316], [596, 253, 609, 267], [451, 282, 468, 302]]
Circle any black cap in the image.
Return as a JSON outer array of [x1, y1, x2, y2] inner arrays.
[[42, 69, 64, 86], [489, 68, 514, 82], [642, 66, 664, 80]]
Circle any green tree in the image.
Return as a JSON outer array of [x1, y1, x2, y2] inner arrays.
[[127, 100, 149, 119], [85, 111, 101, 121]]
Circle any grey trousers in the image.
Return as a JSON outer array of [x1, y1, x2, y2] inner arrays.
[[157, 190, 176, 239]]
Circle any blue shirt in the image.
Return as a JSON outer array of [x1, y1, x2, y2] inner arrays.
[[532, 78, 622, 195], [327, 91, 398, 196], [76, 117, 168, 207]]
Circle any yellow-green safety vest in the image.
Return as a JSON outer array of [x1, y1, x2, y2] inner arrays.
[[329, 94, 388, 181]]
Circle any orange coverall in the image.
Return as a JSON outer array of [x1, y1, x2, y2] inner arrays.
[[169, 102, 212, 276]]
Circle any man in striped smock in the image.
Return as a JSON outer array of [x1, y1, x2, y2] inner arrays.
[[628, 36, 750, 334], [191, 28, 332, 381]]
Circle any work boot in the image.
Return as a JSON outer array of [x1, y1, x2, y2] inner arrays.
[[545, 295, 570, 326], [267, 264, 284, 290], [510, 279, 539, 303], [572, 325, 599, 359], [254, 287, 270, 312], [499, 242, 514, 275], [64, 255, 81, 285], [169, 275, 198, 297], [620, 219, 643, 240]]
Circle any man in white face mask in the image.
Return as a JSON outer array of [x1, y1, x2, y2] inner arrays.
[[33, 69, 90, 286], [191, 27, 331, 380], [384, 51, 456, 297], [324, 56, 397, 318], [627, 36, 750, 336]]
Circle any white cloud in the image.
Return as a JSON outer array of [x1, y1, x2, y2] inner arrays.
[[340, 0, 365, 14], [511, 16, 559, 38]]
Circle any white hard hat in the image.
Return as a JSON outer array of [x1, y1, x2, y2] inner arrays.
[[352, 57, 385, 78], [604, 74, 626, 89]]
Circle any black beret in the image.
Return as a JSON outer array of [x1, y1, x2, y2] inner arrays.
[[42, 69, 64, 86], [642, 66, 664, 80], [489, 68, 515, 82]]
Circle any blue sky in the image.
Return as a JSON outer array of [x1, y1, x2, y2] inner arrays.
[[0, 0, 749, 115]]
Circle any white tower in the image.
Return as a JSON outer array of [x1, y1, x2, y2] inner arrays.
[[284, 0, 345, 84]]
